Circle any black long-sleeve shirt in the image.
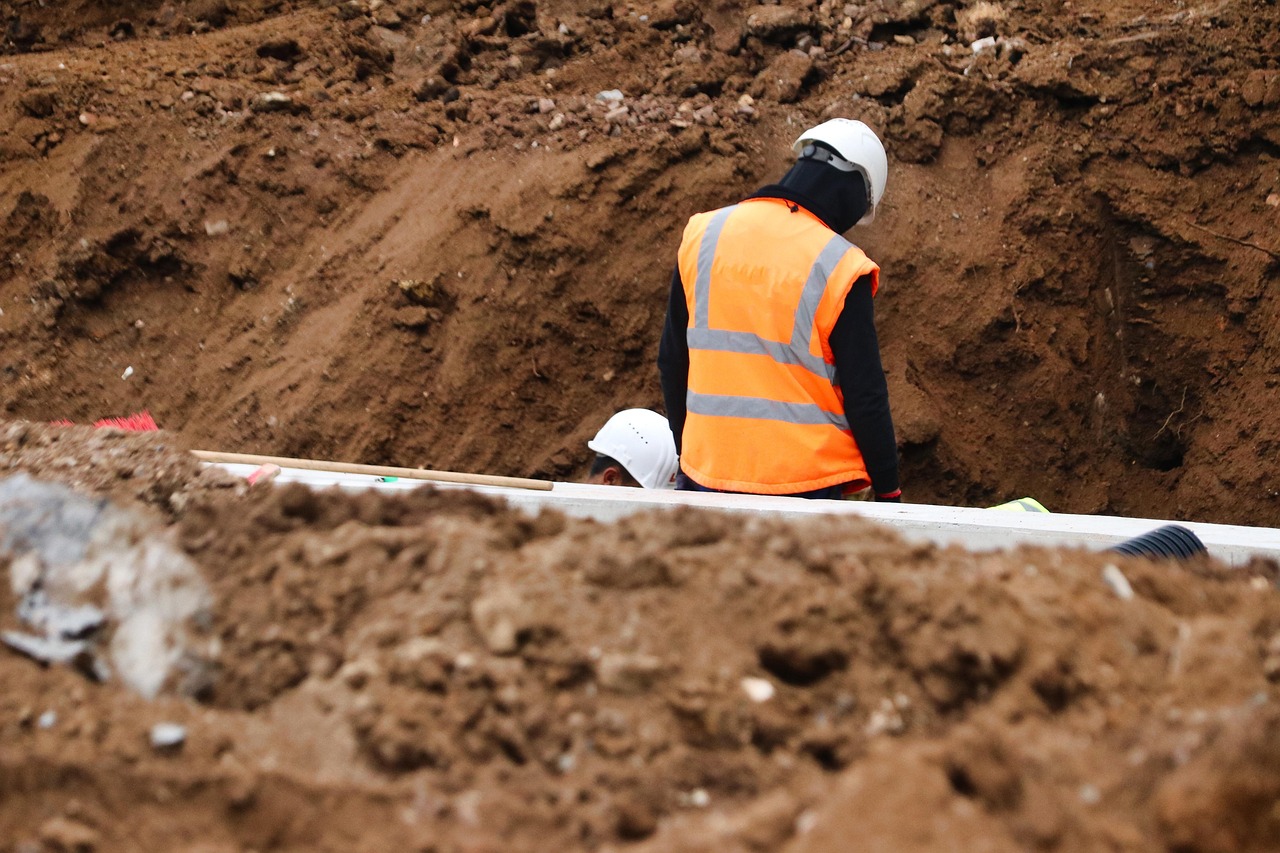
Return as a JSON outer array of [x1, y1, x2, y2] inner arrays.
[[657, 204, 900, 497]]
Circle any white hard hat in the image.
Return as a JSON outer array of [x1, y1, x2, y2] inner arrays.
[[587, 409, 679, 489], [792, 118, 888, 224]]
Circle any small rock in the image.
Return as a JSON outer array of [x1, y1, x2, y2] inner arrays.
[[39, 816, 99, 852], [204, 220, 229, 237], [745, 5, 813, 42], [396, 277, 447, 307], [1241, 70, 1280, 109], [648, 0, 696, 28], [37, 710, 57, 729], [19, 89, 57, 119], [741, 676, 776, 702], [373, 6, 401, 27], [1101, 564, 1134, 600], [597, 653, 666, 693], [1266, 193, 1279, 207], [604, 106, 630, 124], [548, 113, 566, 131], [673, 45, 703, 64], [251, 91, 294, 113], [971, 36, 997, 54], [537, 97, 556, 114], [150, 722, 187, 751], [754, 50, 812, 104], [692, 104, 718, 125], [682, 788, 710, 808], [595, 89, 624, 103]]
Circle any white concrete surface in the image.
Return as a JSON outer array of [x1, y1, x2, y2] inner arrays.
[[213, 464, 1280, 567]]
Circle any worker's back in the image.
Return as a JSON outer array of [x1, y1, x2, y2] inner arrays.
[[675, 198, 879, 495]]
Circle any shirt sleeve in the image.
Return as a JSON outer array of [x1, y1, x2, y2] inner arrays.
[[830, 274, 901, 496], [657, 266, 690, 455]]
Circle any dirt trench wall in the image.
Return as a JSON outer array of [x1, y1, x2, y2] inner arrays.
[[0, 0, 1278, 525]]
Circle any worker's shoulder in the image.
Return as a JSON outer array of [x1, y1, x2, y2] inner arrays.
[[680, 204, 736, 239], [686, 202, 737, 221]]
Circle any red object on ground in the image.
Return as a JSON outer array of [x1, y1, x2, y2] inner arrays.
[[246, 463, 282, 485], [51, 411, 159, 431], [92, 411, 159, 431]]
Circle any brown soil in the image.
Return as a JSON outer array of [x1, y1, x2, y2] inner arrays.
[[3, 0, 1280, 849], [2, 424, 1280, 852]]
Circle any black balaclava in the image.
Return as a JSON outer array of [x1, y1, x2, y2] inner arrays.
[[763, 141, 869, 233]]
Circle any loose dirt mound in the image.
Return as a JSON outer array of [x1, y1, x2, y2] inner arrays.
[[1, 0, 1277, 524], [2, 426, 1280, 851]]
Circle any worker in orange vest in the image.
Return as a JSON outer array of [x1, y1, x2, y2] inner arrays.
[[657, 118, 901, 502]]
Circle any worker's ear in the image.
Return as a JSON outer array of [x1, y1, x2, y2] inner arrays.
[[601, 466, 624, 486]]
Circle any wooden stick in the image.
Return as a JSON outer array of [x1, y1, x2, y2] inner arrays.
[[192, 450, 554, 491]]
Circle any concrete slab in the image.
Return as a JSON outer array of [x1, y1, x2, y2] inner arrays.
[[211, 464, 1280, 567]]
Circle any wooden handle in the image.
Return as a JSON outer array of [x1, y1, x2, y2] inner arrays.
[[192, 450, 554, 491]]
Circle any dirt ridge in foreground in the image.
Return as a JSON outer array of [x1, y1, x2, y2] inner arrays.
[[2, 424, 1280, 851]]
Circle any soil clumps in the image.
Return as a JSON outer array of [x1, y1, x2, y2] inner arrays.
[[2, 425, 1280, 850]]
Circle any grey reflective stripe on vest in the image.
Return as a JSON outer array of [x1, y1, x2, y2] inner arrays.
[[792, 236, 853, 378], [693, 205, 737, 329], [687, 327, 816, 369], [687, 393, 851, 432]]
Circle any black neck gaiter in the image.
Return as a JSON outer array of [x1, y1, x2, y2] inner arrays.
[[751, 153, 869, 234]]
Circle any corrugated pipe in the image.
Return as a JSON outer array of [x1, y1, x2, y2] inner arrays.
[[1108, 524, 1208, 560]]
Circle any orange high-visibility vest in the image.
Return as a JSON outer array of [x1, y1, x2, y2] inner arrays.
[[676, 197, 881, 495]]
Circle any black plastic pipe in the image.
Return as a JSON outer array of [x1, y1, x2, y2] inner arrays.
[[1108, 525, 1207, 560]]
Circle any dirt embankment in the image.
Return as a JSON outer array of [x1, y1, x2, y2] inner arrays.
[[0, 425, 1279, 851], [0, 0, 1277, 525]]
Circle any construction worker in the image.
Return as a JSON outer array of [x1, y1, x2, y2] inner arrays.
[[584, 408, 680, 489], [657, 118, 902, 502]]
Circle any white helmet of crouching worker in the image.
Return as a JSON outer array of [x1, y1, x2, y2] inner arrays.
[[791, 118, 888, 225], [587, 409, 679, 489]]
